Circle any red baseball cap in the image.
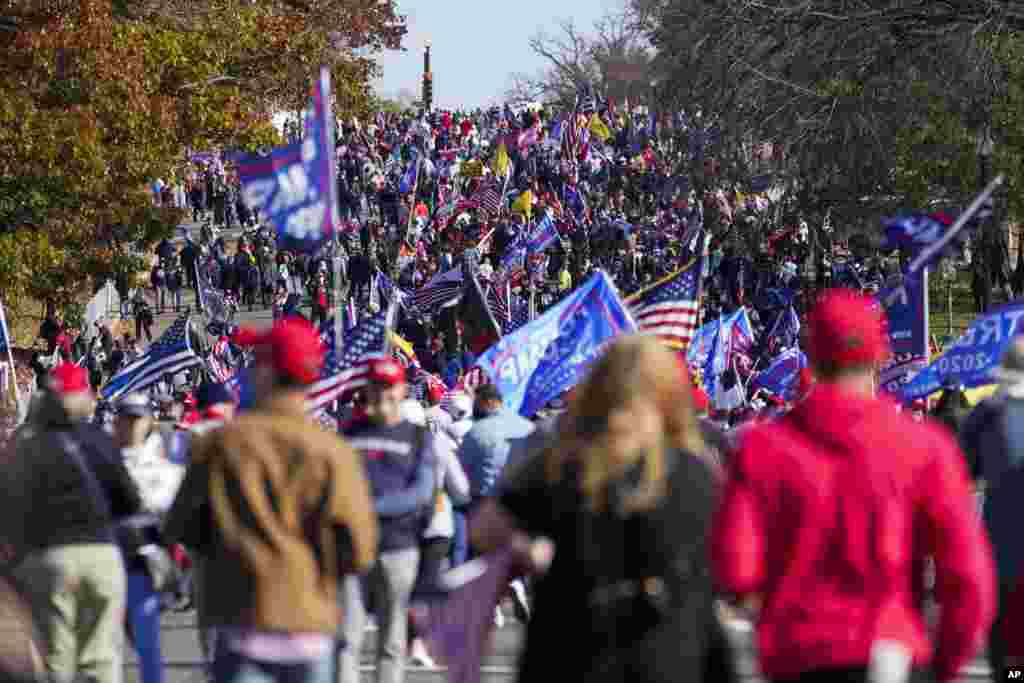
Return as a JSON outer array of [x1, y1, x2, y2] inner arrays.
[[233, 317, 324, 385], [48, 363, 90, 395], [807, 289, 890, 370], [691, 386, 710, 414], [427, 379, 446, 403], [368, 358, 406, 387]]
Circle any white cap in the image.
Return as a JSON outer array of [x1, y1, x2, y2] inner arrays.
[[448, 392, 473, 420], [399, 399, 427, 427]]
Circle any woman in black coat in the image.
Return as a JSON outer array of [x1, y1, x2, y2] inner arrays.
[[472, 336, 737, 683]]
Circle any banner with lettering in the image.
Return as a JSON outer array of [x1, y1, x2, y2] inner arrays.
[[236, 66, 338, 252], [876, 273, 928, 395], [474, 271, 636, 416], [900, 301, 1024, 400]]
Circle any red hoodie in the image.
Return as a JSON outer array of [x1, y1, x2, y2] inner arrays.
[[712, 383, 995, 682]]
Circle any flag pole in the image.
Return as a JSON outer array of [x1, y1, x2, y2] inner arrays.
[[907, 175, 1004, 274], [333, 254, 344, 352], [0, 301, 24, 423]]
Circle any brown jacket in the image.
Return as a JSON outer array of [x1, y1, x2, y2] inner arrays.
[[164, 393, 377, 634]]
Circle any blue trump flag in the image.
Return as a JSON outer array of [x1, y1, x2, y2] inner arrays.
[[474, 271, 637, 416], [901, 301, 1024, 400], [236, 66, 338, 253], [686, 317, 720, 374], [750, 347, 807, 401], [876, 273, 928, 395]]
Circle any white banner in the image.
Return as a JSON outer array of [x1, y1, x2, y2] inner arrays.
[[84, 281, 120, 339]]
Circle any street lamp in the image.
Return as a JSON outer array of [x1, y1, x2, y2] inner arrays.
[[978, 126, 995, 185], [976, 126, 996, 312]]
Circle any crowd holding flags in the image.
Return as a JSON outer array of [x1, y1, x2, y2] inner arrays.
[[100, 315, 201, 401], [627, 254, 704, 349], [306, 304, 396, 413]]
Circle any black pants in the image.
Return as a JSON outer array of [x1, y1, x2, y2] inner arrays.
[[990, 581, 1015, 678], [409, 537, 451, 640], [773, 668, 933, 683]]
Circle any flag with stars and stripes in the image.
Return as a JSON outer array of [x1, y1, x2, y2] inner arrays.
[[485, 280, 511, 325], [471, 183, 502, 215], [101, 315, 201, 400], [410, 265, 463, 312], [626, 255, 703, 350], [306, 304, 395, 413]]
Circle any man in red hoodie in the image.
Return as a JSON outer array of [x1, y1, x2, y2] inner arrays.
[[712, 288, 995, 683]]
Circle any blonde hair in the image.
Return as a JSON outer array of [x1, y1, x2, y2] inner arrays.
[[544, 335, 705, 513]]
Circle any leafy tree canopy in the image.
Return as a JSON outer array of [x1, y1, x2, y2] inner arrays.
[[0, 0, 405, 319]]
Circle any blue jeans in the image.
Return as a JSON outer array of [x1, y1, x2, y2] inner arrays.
[[450, 509, 469, 567], [126, 569, 163, 683], [212, 648, 334, 683]]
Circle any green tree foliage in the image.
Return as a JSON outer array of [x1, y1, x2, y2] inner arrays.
[[0, 0, 405, 320]]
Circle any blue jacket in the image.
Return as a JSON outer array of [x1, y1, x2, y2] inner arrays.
[[458, 410, 535, 499]]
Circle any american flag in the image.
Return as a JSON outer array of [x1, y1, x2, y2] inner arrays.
[[626, 256, 703, 350], [410, 265, 463, 312], [485, 280, 511, 324], [306, 305, 394, 413], [471, 183, 502, 215], [439, 365, 488, 413], [101, 315, 201, 400]]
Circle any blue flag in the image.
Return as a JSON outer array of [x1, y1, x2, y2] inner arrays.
[[703, 308, 754, 401], [525, 214, 558, 255], [236, 66, 338, 253], [101, 315, 201, 400], [399, 153, 419, 194], [875, 273, 928, 395], [900, 302, 1024, 400], [751, 347, 807, 401], [687, 318, 720, 386], [0, 300, 9, 354], [474, 271, 636, 416]]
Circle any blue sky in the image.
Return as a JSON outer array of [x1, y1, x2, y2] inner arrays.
[[373, 0, 617, 109]]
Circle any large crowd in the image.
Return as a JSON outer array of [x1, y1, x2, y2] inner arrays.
[[2, 100, 1022, 683]]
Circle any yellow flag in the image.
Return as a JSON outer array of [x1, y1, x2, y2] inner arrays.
[[491, 143, 510, 178], [511, 190, 534, 219], [462, 159, 484, 178], [589, 113, 611, 142], [389, 332, 417, 364]]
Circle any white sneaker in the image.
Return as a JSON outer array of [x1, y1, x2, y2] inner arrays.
[[494, 605, 505, 628], [409, 639, 437, 668]]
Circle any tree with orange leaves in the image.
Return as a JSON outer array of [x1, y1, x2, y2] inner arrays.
[[0, 0, 405, 322]]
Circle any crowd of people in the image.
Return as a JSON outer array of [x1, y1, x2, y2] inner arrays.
[[1, 99, 1022, 683]]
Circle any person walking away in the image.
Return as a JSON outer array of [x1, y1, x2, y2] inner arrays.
[[150, 262, 167, 315], [166, 261, 184, 313], [398, 399, 470, 668], [444, 391, 475, 567], [471, 336, 733, 683], [111, 393, 187, 683], [310, 272, 329, 328], [712, 289, 995, 683], [3, 364, 144, 683], [133, 292, 154, 343], [168, 381, 238, 670], [339, 358, 437, 683], [959, 336, 1024, 676], [164, 317, 378, 683], [458, 383, 534, 562]]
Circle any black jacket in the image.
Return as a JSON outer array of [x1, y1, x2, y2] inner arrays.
[[3, 392, 143, 554]]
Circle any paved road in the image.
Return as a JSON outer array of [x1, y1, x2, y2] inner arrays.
[[126, 608, 994, 683]]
